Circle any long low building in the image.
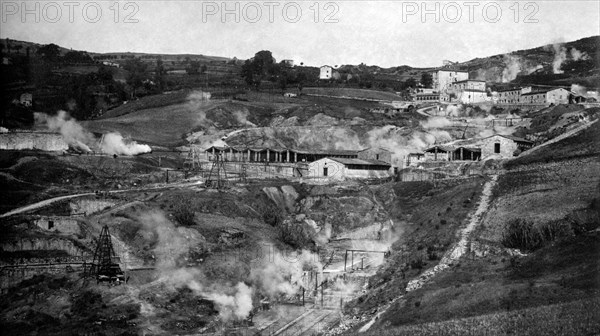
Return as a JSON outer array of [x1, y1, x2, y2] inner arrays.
[[0, 131, 68, 151], [307, 157, 392, 180], [423, 134, 533, 161], [204, 146, 392, 164]]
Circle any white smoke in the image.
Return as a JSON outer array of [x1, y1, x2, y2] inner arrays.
[[502, 55, 521, 83], [502, 55, 543, 82], [38, 110, 95, 152], [445, 104, 463, 117], [101, 132, 151, 156], [36, 110, 151, 155], [232, 108, 256, 127], [552, 44, 567, 74], [570, 48, 590, 61], [250, 248, 322, 298], [421, 116, 452, 129], [570, 84, 587, 97], [137, 210, 255, 322], [186, 90, 211, 126]]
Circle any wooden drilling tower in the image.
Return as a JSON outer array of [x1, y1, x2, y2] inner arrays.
[[205, 153, 229, 189], [86, 225, 124, 284]]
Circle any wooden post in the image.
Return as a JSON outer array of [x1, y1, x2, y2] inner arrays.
[[344, 251, 347, 272], [351, 251, 354, 271], [286, 150, 290, 163], [302, 288, 305, 306]]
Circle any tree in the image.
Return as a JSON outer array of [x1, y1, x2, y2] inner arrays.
[[123, 58, 148, 98], [154, 57, 166, 91], [420, 72, 433, 88], [36, 43, 61, 61], [404, 77, 417, 89], [64, 50, 93, 63], [186, 60, 200, 75], [240, 50, 278, 89]]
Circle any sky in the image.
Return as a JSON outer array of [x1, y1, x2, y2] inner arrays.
[[1, 0, 599, 67]]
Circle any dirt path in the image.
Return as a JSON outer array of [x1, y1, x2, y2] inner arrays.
[[0, 180, 202, 218], [357, 175, 499, 332]]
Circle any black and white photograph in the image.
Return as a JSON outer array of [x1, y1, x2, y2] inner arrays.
[[0, 0, 599, 334]]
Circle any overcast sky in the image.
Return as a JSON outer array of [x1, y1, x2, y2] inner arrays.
[[1, 0, 598, 67]]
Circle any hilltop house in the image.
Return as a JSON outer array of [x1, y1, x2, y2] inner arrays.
[[319, 65, 333, 80], [431, 69, 469, 101]]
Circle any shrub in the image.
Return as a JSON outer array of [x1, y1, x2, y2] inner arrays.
[[410, 258, 424, 270], [502, 218, 571, 251], [278, 222, 313, 249], [263, 207, 282, 226]]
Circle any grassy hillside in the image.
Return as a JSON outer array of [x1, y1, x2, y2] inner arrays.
[[302, 87, 403, 101]]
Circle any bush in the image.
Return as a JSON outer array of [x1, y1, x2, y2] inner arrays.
[[173, 196, 196, 226], [278, 222, 313, 249], [502, 218, 571, 251], [263, 207, 282, 226], [410, 258, 425, 270]]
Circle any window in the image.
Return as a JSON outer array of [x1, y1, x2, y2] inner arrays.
[[494, 143, 501, 154], [48, 221, 54, 230], [323, 167, 328, 176], [376, 154, 380, 160]]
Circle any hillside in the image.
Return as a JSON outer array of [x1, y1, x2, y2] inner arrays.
[[340, 119, 600, 335]]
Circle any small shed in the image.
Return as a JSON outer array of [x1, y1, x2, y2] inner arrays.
[[480, 134, 533, 158]]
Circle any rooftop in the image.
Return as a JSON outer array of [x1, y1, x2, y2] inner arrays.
[[328, 157, 391, 166], [453, 79, 486, 84]]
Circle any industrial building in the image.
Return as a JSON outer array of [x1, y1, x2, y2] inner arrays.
[[203, 146, 392, 164], [520, 88, 570, 105], [307, 157, 392, 180], [423, 134, 533, 161]]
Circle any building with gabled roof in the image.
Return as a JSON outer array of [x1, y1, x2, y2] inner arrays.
[[307, 157, 392, 180], [423, 133, 533, 162], [319, 65, 333, 79], [520, 88, 570, 105]]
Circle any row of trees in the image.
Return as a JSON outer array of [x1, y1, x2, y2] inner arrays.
[[240, 50, 435, 92]]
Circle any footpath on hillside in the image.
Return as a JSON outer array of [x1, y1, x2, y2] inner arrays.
[[356, 175, 499, 333]]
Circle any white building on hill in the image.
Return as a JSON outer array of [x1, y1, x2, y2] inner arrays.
[[431, 70, 469, 101], [520, 88, 570, 105], [319, 65, 333, 80]]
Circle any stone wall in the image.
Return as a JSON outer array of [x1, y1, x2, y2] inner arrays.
[[33, 217, 81, 235], [0, 132, 68, 151]]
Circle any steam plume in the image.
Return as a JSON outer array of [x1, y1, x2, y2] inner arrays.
[[101, 132, 151, 156], [36, 110, 151, 155]]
